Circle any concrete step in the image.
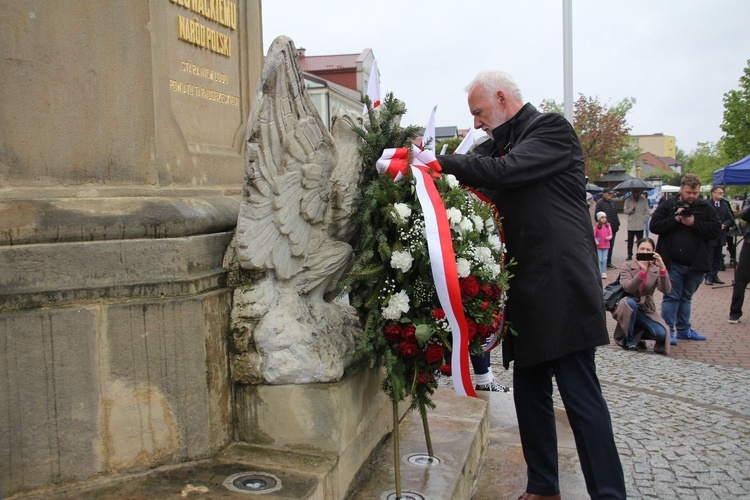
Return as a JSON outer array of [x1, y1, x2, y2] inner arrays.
[[347, 388, 489, 499]]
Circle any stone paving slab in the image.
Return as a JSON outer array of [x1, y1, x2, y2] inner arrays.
[[472, 212, 750, 499]]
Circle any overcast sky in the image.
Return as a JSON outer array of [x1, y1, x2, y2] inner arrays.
[[261, 0, 750, 154]]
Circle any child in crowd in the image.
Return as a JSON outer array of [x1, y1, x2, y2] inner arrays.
[[594, 211, 613, 279]]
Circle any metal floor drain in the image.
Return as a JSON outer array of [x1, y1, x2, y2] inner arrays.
[[407, 453, 440, 466], [223, 472, 282, 494], [384, 491, 425, 500]]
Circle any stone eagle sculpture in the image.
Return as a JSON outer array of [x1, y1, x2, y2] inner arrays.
[[225, 36, 364, 385]]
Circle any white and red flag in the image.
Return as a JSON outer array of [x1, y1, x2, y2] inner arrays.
[[363, 59, 381, 113], [453, 127, 478, 155], [421, 105, 438, 151]]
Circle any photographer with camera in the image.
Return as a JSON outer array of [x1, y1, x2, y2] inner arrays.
[[649, 174, 722, 344], [612, 238, 671, 354]]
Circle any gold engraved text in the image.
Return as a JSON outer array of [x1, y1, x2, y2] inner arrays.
[[170, 0, 237, 30], [177, 15, 231, 57], [169, 79, 239, 106], [181, 61, 229, 84]]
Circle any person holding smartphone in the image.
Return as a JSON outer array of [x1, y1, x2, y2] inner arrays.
[[612, 238, 672, 354]]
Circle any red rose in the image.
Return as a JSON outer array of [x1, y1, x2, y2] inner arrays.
[[432, 308, 446, 319], [460, 276, 480, 299], [481, 301, 490, 310], [384, 324, 402, 342], [424, 344, 445, 364], [439, 364, 452, 376], [480, 284, 496, 298], [417, 372, 434, 385], [477, 324, 490, 335], [401, 324, 417, 342], [397, 341, 419, 358], [466, 318, 478, 339]]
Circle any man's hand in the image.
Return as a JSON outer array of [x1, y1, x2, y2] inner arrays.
[[679, 214, 695, 227]]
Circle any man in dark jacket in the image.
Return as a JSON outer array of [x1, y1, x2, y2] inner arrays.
[[704, 185, 735, 285], [649, 174, 721, 343], [595, 189, 620, 268], [729, 204, 750, 323], [437, 71, 625, 500]]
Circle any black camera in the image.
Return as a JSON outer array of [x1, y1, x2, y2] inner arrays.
[[672, 201, 692, 217], [636, 253, 655, 261]]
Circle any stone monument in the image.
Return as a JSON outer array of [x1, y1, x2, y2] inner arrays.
[[0, 3, 399, 498], [0, 0, 263, 495]]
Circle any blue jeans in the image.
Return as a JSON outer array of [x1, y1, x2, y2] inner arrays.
[[624, 297, 667, 342], [597, 249, 608, 274], [660, 262, 704, 335]]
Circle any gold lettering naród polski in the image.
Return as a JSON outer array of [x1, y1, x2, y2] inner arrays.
[[170, 0, 237, 30], [177, 15, 231, 57]]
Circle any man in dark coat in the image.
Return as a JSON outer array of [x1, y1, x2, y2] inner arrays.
[[436, 70, 625, 500], [595, 189, 620, 268], [704, 185, 735, 285], [729, 203, 750, 323], [649, 174, 721, 343]]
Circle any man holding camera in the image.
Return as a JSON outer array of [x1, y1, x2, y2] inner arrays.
[[649, 174, 721, 344]]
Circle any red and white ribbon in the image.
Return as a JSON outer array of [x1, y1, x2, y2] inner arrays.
[[377, 145, 475, 398]]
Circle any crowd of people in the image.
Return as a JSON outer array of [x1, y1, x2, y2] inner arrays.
[[592, 175, 748, 354]]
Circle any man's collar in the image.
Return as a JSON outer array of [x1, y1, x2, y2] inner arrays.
[[490, 103, 536, 153]]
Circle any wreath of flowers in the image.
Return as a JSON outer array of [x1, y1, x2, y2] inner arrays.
[[344, 102, 513, 411]]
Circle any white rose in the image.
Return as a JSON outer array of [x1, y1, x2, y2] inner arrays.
[[489, 263, 502, 278], [390, 250, 414, 273], [487, 234, 503, 252], [456, 258, 471, 278], [474, 246, 495, 267], [458, 217, 474, 234], [382, 290, 410, 320], [472, 215, 484, 232], [445, 174, 460, 189], [446, 207, 463, 225], [392, 203, 412, 222]]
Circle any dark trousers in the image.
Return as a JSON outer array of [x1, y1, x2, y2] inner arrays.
[[513, 348, 626, 499], [626, 230, 644, 260], [470, 351, 490, 375], [708, 239, 724, 278], [606, 229, 618, 266], [727, 237, 737, 264], [730, 239, 750, 317]]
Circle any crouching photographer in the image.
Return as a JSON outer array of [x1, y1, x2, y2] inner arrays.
[[649, 174, 722, 344], [612, 238, 671, 353]]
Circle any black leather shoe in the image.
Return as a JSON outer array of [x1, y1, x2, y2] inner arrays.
[[705, 278, 714, 285], [713, 276, 725, 285]]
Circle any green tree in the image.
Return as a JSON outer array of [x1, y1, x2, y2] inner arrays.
[[540, 95, 638, 180], [436, 136, 463, 155], [720, 59, 750, 162], [681, 141, 726, 185]]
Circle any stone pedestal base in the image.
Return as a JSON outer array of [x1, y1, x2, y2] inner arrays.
[[227, 366, 399, 499]]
